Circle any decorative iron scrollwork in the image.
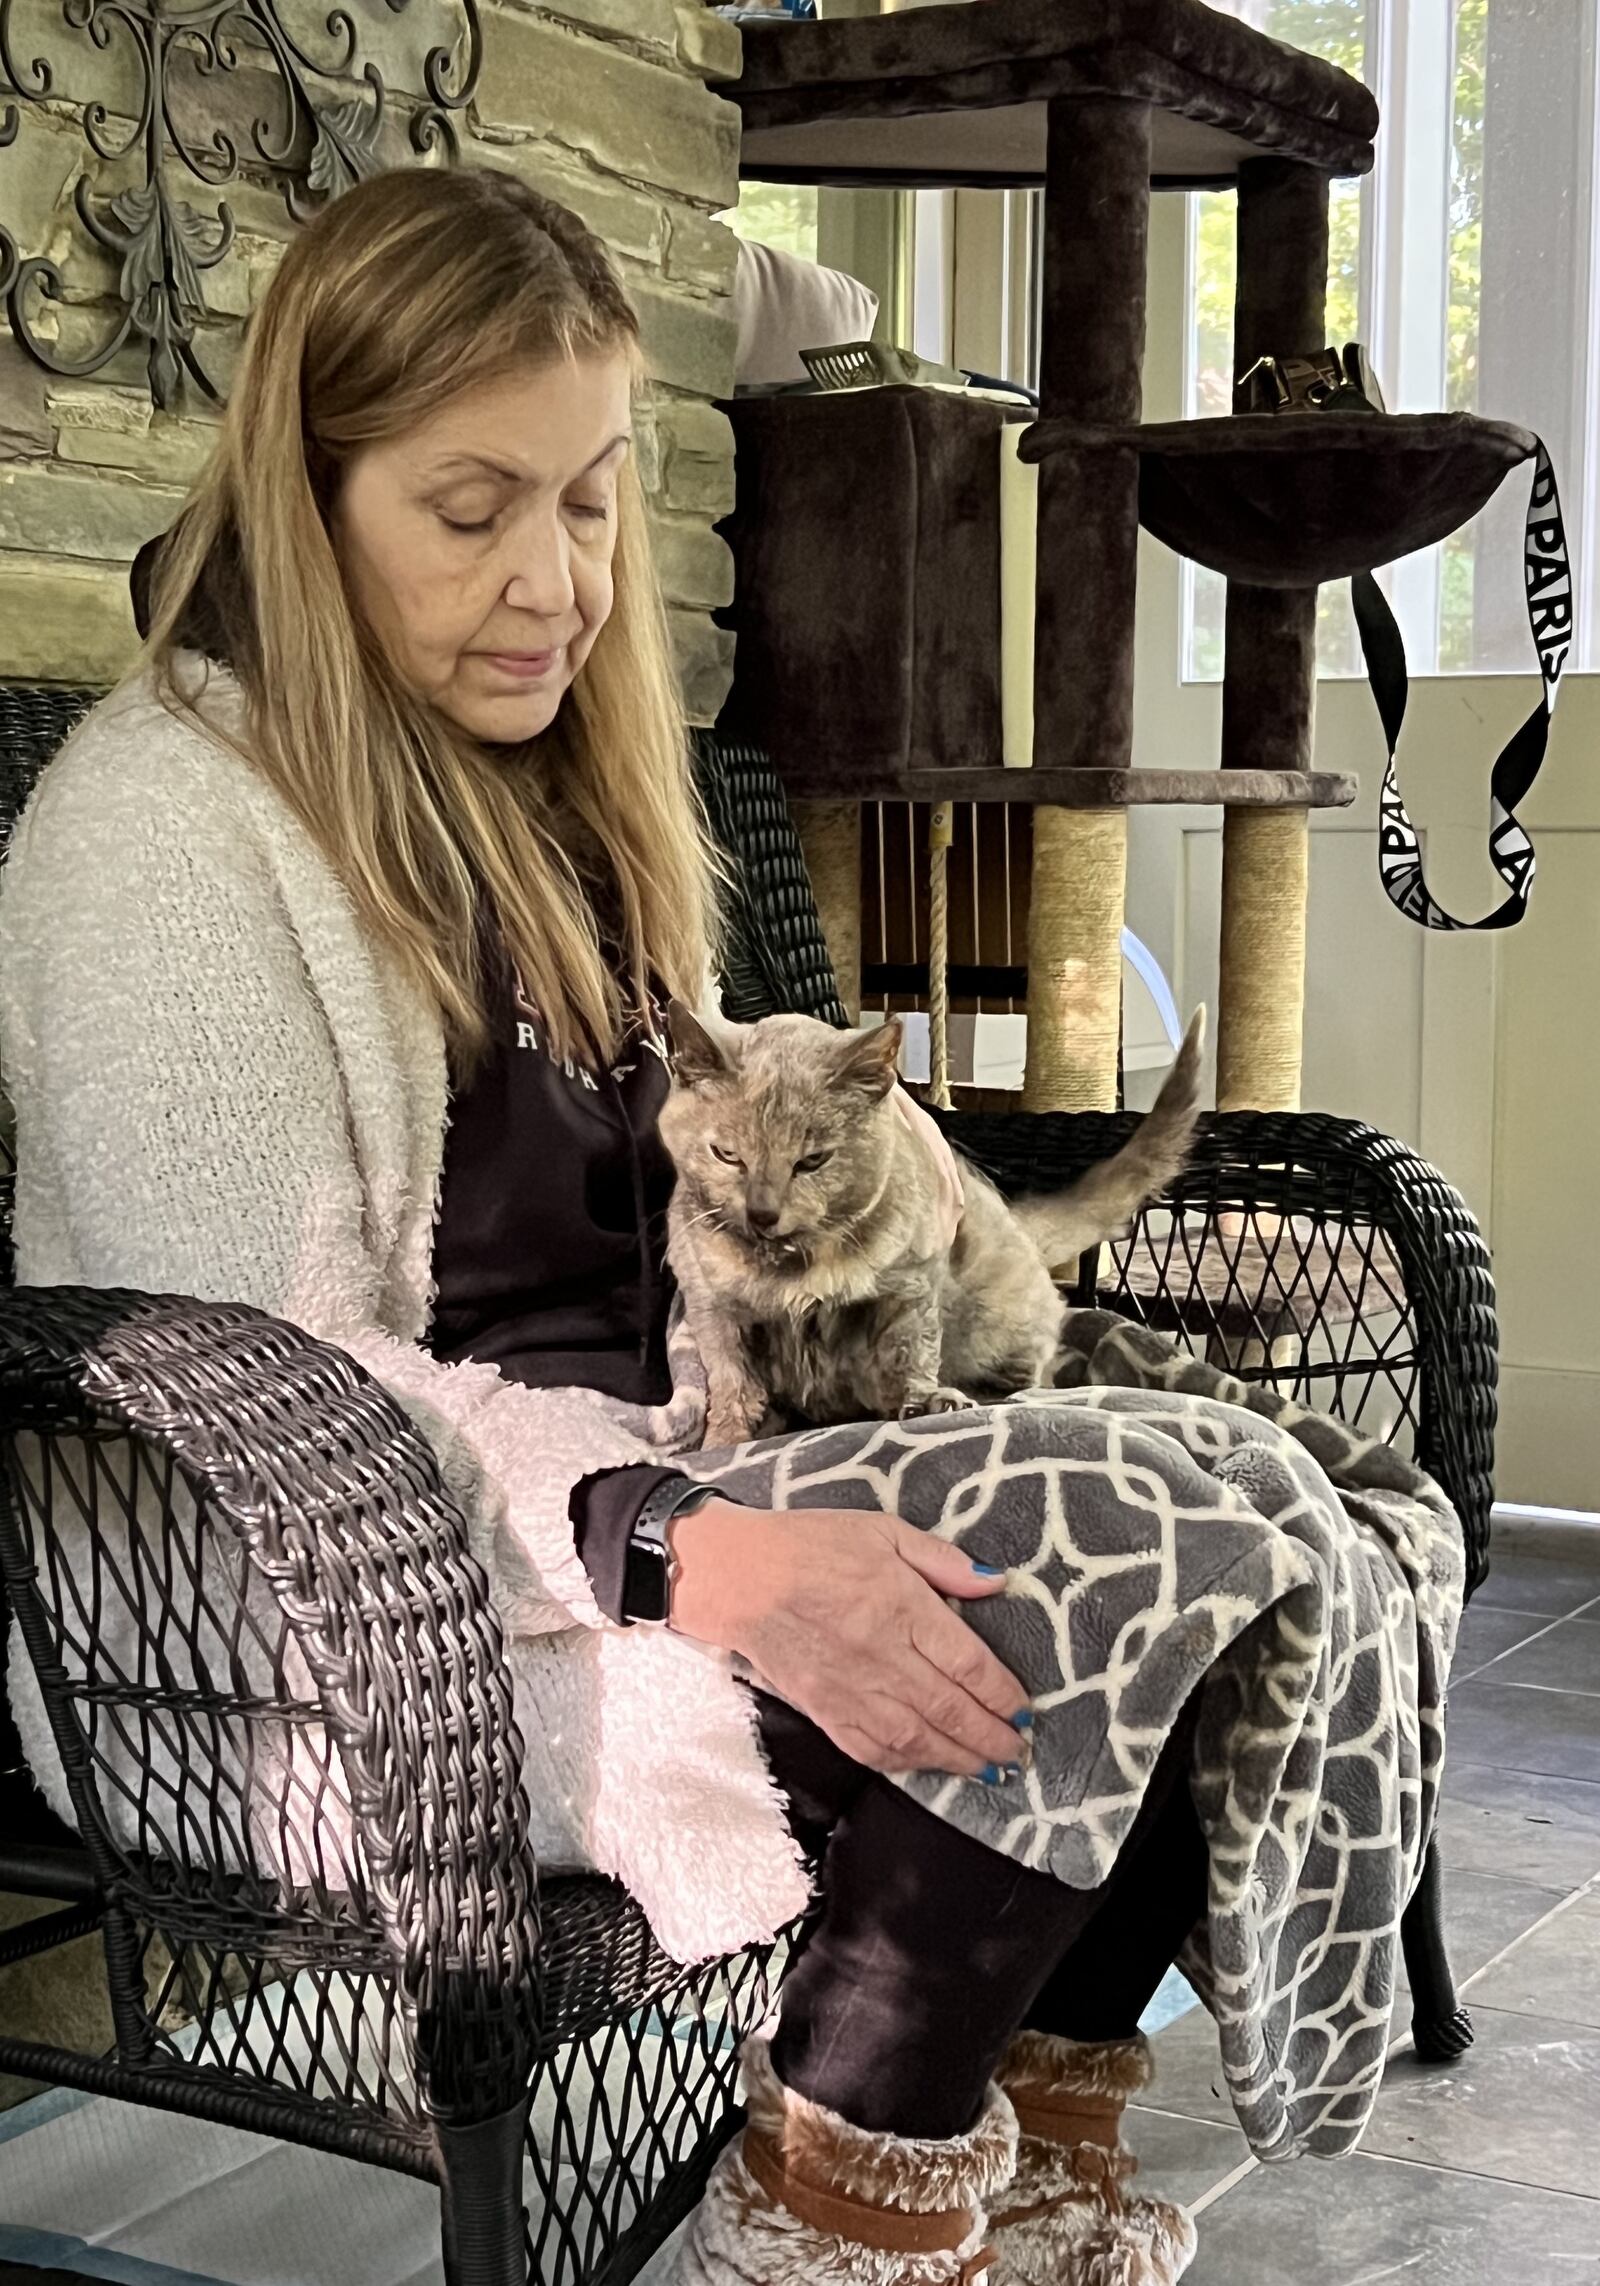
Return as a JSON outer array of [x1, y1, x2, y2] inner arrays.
[[0, 0, 482, 407]]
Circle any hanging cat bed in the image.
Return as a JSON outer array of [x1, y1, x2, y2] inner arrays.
[[1018, 410, 1538, 589]]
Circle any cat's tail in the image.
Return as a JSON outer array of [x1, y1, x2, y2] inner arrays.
[[1009, 1008, 1207, 1271]]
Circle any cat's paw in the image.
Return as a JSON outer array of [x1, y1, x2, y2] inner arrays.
[[899, 1386, 978, 1420], [705, 1402, 765, 1449]]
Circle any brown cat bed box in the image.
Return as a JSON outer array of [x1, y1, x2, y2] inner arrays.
[[719, 388, 1017, 798]]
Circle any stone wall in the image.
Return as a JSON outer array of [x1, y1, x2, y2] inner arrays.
[[0, 0, 742, 718]]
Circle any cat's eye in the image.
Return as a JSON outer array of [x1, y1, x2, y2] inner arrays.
[[709, 1144, 743, 1167], [794, 1149, 834, 1175]]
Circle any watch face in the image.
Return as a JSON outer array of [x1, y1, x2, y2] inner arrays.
[[624, 1537, 672, 1625]]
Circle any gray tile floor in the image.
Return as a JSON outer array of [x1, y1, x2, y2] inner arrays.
[[1129, 1511, 1600, 2284]]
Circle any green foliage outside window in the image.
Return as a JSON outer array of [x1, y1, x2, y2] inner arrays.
[[1186, 0, 1490, 680], [723, 181, 820, 262], [1188, 0, 1367, 678], [1439, 0, 1487, 670]]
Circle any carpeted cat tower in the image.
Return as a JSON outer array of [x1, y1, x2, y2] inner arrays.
[[719, 0, 1544, 1112]]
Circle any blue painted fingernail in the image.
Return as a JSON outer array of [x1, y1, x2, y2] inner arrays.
[[972, 1562, 1006, 1578], [979, 1764, 1001, 1785], [1011, 1709, 1035, 1731]]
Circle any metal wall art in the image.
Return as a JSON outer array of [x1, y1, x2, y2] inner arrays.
[[0, 0, 482, 406]]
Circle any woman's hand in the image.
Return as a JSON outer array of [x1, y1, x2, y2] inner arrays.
[[669, 1499, 1029, 1780]]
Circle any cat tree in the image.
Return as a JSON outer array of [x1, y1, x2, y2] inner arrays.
[[724, 0, 1539, 1111]]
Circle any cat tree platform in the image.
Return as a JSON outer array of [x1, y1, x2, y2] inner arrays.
[[761, 763, 1356, 809], [733, 0, 1378, 187]]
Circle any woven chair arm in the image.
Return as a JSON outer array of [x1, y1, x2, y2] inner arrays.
[[1230, 1114, 1497, 1592], [0, 1285, 541, 2117], [940, 1106, 1496, 1591]]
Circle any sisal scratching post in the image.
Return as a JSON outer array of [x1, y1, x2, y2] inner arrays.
[[1022, 807, 1126, 1112], [1216, 806, 1308, 1111], [791, 798, 861, 1024]]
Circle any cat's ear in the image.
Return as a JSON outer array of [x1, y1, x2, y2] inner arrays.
[[667, 1000, 735, 1087], [834, 1018, 902, 1101]]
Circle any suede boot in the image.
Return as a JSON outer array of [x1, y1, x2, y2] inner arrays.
[[987, 2032, 1196, 2286], [673, 2034, 1019, 2286]]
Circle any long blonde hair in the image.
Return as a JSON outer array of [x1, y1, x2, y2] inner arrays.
[[145, 166, 715, 1071]]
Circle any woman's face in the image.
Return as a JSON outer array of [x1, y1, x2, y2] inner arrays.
[[332, 349, 633, 744]]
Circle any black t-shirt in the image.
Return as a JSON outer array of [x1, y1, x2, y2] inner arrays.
[[426, 939, 676, 1407]]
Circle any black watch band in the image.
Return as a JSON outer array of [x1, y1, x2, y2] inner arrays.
[[620, 1480, 724, 1626]]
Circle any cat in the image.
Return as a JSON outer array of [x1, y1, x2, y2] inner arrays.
[[659, 1003, 1206, 1447]]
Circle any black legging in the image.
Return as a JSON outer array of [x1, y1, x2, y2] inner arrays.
[[759, 1694, 1207, 2140]]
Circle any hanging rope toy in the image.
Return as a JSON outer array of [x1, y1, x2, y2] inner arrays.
[[927, 800, 954, 1109]]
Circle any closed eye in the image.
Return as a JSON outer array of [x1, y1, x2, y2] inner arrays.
[[794, 1149, 834, 1175], [709, 1144, 743, 1167]]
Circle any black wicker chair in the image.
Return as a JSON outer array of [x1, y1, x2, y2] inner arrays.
[[0, 689, 1487, 2286]]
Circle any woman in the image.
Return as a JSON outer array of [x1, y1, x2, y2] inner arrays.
[[0, 169, 1457, 2286]]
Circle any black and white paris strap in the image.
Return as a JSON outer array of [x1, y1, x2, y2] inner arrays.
[[1353, 440, 1571, 931]]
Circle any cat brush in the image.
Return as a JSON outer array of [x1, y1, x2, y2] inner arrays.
[[800, 341, 970, 392]]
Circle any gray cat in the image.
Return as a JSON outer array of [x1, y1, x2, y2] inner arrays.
[[660, 1005, 1206, 1446]]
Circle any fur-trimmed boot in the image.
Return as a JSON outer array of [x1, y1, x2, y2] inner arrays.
[[986, 2032, 1196, 2286], [674, 2034, 1018, 2286]]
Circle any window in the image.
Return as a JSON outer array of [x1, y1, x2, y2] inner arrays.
[[907, 188, 1041, 385], [1185, 0, 1599, 678], [721, 182, 907, 345], [724, 185, 1038, 390], [724, 182, 819, 263]]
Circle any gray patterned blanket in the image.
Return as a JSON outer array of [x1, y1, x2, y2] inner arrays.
[[701, 1311, 1465, 2163]]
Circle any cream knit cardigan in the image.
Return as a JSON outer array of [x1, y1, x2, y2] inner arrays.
[[0, 664, 810, 1963]]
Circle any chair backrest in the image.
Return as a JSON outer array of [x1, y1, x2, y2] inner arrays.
[[0, 685, 104, 1277], [0, 686, 108, 1837], [0, 684, 101, 836], [691, 731, 851, 1027]]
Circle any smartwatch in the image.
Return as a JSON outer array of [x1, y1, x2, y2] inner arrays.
[[621, 1480, 724, 1625]]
